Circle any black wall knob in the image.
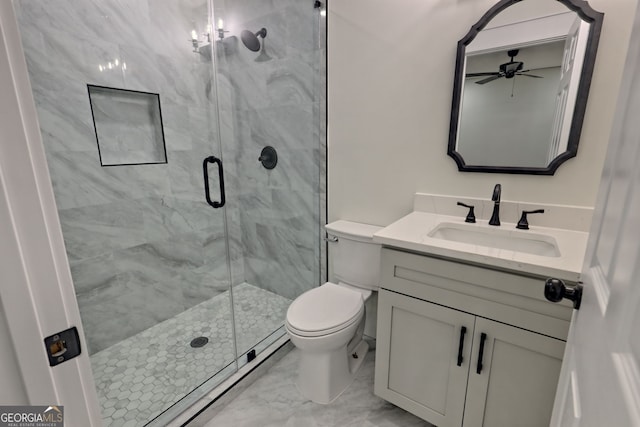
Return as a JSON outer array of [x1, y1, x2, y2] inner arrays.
[[544, 278, 583, 310]]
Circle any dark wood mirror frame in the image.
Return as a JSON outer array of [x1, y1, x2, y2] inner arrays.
[[448, 0, 603, 175]]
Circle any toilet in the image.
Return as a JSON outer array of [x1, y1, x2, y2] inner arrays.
[[285, 220, 382, 404]]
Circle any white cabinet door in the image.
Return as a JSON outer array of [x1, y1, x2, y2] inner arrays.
[[375, 289, 475, 427], [464, 318, 565, 427]]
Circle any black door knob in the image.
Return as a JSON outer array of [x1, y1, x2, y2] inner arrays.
[[544, 278, 583, 310]]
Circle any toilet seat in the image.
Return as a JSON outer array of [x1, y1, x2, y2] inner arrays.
[[286, 282, 365, 337]]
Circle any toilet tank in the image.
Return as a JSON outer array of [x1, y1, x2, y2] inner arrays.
[[325, 220, 383, 291]]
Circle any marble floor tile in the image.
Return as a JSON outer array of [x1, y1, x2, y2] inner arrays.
[[204, 345, 432, 427]]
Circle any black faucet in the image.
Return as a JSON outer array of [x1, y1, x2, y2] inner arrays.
[[457, 202, 476, 223], [516, 209, 545, 230], [489, 184, 501, 226]]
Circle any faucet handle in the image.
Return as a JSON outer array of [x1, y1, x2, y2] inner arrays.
[[516, 209, 544, 230], [457, 202, 476, 223]]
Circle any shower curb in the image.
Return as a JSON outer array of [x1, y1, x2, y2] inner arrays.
[[167, 336, 293, 427]]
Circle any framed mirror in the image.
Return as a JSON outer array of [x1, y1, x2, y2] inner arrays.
[[448, 0, 603, 174]]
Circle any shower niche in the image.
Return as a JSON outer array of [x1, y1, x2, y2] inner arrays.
[[87, 85, 168, 166]]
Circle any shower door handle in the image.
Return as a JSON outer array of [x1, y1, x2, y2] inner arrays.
[[203, 156, 226, 208]]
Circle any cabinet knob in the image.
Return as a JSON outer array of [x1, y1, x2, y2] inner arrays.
[[544, 278, 583, 310]]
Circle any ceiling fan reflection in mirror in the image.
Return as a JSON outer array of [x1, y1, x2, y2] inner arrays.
[[466, 49, 543, 85]]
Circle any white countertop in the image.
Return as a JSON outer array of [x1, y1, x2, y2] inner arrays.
[[373, 211, 589, 281]]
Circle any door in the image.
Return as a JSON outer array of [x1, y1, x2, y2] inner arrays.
[[550, 7, 640, 427], [547, 16, 589, 163], [375, 289, 475, 427], [464, 318, 565, 427], [0, 1, 101, 423]]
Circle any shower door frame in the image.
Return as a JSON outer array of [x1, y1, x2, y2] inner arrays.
[[0, 1, 101, 423]]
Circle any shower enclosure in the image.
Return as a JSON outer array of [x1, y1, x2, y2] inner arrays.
[[13, 0, 326, 424]]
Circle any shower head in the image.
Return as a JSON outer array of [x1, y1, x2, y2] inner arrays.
[[241, 28, 267, 52]]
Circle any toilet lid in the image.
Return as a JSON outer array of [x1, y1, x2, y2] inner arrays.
[[286, 282, 364, 334]]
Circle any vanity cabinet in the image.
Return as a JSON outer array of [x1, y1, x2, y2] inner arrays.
[[374, 248, 573, 427]]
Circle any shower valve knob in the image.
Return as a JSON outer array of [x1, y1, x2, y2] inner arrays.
[[258, 146, 278, 169]]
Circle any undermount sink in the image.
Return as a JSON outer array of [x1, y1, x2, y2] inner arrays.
[[427, 222, 561, 257]]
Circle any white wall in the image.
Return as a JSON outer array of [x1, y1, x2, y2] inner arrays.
[[328, 0, 638, 226]]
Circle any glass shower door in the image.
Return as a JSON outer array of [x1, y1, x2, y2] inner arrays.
[[13, 0, 239, 425], [211, 0, 327, 362]]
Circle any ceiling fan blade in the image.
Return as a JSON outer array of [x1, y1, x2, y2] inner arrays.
[[517, 73, 543, 78], [476, 75, 503, 85], [466, 72, 500, 77]]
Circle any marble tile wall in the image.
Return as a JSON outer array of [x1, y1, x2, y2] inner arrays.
[[14, 0, 326, 356], [213, 0, 327, 300], [14, 0, 239, 354]]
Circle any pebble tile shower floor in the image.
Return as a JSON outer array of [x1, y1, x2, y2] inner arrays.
[[90, 283, 291, 426]]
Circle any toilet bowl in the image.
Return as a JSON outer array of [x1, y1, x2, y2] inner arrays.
[[285, 220, 382, 404]]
